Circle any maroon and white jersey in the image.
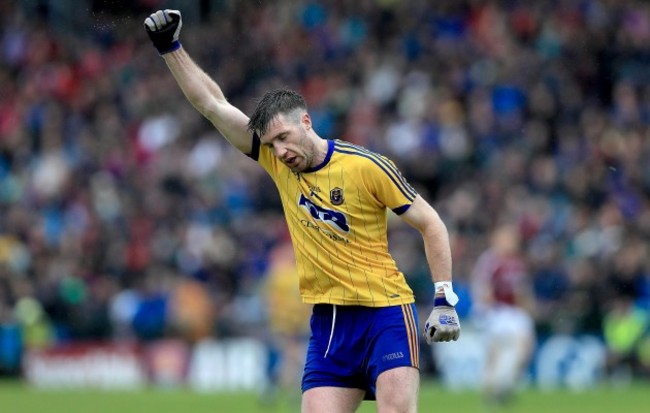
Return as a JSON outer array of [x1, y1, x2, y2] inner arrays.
[[472, 249, 528, 306]]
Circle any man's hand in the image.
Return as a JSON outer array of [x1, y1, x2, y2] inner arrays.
[[144, 9, 183, 55], [424, 302, 461, 344]]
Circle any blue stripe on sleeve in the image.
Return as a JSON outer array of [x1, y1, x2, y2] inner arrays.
[[334, 148, 416, 202], [335, 141, 417, 198], [392, 204, 412, 215]]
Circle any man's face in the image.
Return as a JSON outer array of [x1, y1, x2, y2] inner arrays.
[[259, 112, 315, 172]]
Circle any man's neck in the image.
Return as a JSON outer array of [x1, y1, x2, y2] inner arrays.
[[310, 134, 329, 167]]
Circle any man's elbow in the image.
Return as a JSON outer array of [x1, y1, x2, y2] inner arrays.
[[425, 215, 449, 238]]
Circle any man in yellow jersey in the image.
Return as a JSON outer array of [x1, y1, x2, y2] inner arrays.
[[145, 10, 460, 413]]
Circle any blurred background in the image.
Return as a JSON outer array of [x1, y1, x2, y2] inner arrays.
[[0, 0, 649, 404]]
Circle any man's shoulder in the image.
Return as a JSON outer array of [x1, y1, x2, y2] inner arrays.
[[332, 140, 391, 172]]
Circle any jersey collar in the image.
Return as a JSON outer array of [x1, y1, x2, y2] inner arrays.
[[304, 139, 334, 173]]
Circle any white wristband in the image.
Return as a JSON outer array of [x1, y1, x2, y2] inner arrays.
[[434, 281, 459, 306]]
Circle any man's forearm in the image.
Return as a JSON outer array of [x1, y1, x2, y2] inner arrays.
[[399, 196, 454, 290], [422, 219, 453, 286], [422, 219, 461, 343], [162, 47, 226, 117], [158, 46, 251, 152]]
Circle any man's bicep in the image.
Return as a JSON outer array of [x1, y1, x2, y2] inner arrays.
[[399, 196, 440, 232], [204, 100, 253, 154]]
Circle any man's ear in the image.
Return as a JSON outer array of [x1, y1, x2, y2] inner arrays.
[[302, 112, 312, 130]]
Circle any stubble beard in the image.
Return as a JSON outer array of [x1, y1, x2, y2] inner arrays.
[[294, 130, 315, 172]]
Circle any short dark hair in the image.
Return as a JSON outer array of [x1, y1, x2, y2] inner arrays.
[[247, 89, 307, 136]]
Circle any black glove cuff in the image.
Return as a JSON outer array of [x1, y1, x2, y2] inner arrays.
[[158, 40, 181, 55]]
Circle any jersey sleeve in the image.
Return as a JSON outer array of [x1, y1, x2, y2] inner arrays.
[[247, 132, 278, 178], [360, 154, 418, 215]]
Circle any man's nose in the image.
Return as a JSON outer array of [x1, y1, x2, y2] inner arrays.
[[275, 144, 287, 159]]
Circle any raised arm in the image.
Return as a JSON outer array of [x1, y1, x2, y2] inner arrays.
[[144, 9, 252, 154]]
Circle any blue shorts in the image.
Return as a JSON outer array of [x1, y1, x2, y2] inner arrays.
[[301, 303, 420, 400]]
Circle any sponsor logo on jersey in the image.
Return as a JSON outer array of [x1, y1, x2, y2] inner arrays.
[[308, 185, 321, 197], [299, 194, 349, 233], [299, 220, 350, 243]]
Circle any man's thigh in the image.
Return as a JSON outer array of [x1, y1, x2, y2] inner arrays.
[[375, 366, 420, 413], [302, 386, 365, 413], [302, 304, 420, 399]]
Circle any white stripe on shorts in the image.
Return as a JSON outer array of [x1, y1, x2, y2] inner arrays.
[[324, 305, 337, 358]]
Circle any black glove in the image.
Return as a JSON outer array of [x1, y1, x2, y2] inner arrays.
[[144, 9, 182, 55]]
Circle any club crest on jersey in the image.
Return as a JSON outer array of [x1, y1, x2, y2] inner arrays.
[[330, 187, 344, 205]]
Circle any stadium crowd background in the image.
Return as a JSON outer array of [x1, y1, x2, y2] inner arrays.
[[0, 0, 649, 381]]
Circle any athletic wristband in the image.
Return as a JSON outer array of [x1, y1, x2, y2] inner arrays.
[[434, 296, 453, 307], [434, 281, 459, 306], [159, 40, 181, 55]]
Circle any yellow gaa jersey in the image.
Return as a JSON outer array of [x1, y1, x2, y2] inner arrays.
[[250, 138, 418, 307]]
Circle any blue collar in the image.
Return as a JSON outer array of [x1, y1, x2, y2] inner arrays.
[[303, 139, 334, 173]]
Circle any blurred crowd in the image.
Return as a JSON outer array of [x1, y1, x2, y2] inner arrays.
[[1, 0, 650, 378]]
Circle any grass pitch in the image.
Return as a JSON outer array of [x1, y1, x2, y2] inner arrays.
[[1, 379, 649, 413]]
